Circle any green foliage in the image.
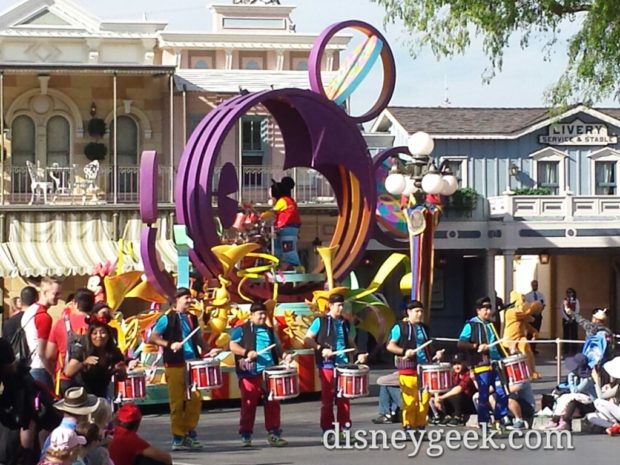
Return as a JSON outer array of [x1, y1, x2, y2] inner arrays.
[[371, 0, 618, 107], [448, 187, 477, 211], [84, 142, 107, 161], [512, 187, 553, 195]]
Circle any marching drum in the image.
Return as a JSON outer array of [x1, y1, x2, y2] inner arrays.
[[501, 354, 531, 384], [394, 355, 417, 371], [419, 363, 451, 393], [264, 366, 300, 400], [336, 364, 369, 398], [116, 370, 146, 401], [187, 358, 223, 392]]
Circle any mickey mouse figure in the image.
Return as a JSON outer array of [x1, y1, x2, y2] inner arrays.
[[262, 176, 302, 271]]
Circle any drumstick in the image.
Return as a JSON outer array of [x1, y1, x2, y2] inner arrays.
[[404, 340, 433, 358], [245, 343, 276, 361], [332, 348, 355, 356], [479, 339, 504, 352], [174, 326, 201, 351]]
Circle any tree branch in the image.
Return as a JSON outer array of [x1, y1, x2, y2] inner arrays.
[[547, 1, 591, 16]]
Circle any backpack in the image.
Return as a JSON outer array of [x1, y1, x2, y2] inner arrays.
[[10, 313, 34, 362], [63, 313, 83, 366]]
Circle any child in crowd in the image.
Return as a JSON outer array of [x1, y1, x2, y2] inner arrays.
[[38, 427, 86, 465]]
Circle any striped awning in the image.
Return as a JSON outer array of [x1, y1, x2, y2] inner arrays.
[[6, 213, 119, 277], [0, 244, 17, 277], [7, 240, 119, 277]]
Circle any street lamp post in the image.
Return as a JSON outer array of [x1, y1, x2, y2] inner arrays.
[[384, 131, 458, 313]]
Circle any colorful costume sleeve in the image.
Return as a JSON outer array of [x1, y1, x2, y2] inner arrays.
[[230, 326, 243, 344], [389, 324, 401, 343], [458, 323, 472, 341], [152, 314, 168, 334], [307, 317, 320, 336]]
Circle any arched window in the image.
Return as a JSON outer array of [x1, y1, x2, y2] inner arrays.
[[194, 59, 209, 69], [112, 116, 138, 166], [244, 59, 260, 70], [110, 116, 139, 196], [295, 60, 308, 71], [46, 115, 70, 166], [11, 115, 35, 166]]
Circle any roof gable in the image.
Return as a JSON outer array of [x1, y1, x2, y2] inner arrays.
[[0, 0, 100, 32], [18, 8, 70, 26]]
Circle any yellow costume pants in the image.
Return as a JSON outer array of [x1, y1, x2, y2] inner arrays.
[[399, 374, 430, 429], [165, 366, 202, 437]]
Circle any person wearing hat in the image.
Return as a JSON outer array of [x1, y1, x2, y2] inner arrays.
[[229, 301, 294, 447], [261, 176, 302, 270], [149, 287, 219, 450], [42, 386, 99, 456], [109, 403, 172, 465], [546, 353, 597, 431], [39, 426, 87, 465], [565, 306, 615, 366], [387, 299, 444, 433], [458, 296, 512, 429], [304, 293, 368, 434], [431, 353, 476, 426]]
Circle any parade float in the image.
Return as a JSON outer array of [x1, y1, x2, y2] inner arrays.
[[102, 20, 421, 404]]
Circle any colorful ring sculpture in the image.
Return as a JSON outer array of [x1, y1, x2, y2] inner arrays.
[[140, 21, 397, 302]]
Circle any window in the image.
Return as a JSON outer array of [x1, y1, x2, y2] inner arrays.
[[537, 161, 559, 194], [295, 60, 308, 71], [529, 147, 567, 194], [46, 115, 70, 166], [11, 115, 35, 166], [189, 53, 214, 69], [240, 53, 266, 70], [588, 148, 620, 195], [110, 116, 139, 195], [244, 59, 261, 70], [194, 60, 209, 69], [440, 156, 468, 187], [241, 117, 267, 186], [595, 161, 616, 195]]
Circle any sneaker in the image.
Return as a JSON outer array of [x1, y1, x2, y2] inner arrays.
[[267, 433, 288, 447], [447, 417, 461, 427], [512, 419, 526, 430], [549, 419, 570, 431], [606, 423, 620, 436], [182, 436, 204, 449], [544, 419, 559, 429], [372, 414, 393, 424], [171, 437, 186, 451], [241, 434, 252, 448], [439, 415, 451, 425]]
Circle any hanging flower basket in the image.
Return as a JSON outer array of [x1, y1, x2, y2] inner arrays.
[[87, 118, 107, 137], [84, 142, 107, 161]]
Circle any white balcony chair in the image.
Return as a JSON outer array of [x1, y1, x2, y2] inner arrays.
[[74, 160, 100, 205], [25, 160, 53, 205]]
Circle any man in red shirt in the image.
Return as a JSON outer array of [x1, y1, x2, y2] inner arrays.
[[431, 353, 477, 426], [46, 289, 94, 395], [23, 277, 61, 389], [109, 403, 171, 465]]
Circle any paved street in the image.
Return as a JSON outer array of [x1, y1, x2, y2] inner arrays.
[[137, 355, 620, 465]]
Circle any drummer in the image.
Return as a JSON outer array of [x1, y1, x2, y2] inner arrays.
[[149, 287, 219, 451], [304, 293, 368, 435], [458, 296, 512, 429], [386, 299, 444, 433], [229, 301, 293, 448]]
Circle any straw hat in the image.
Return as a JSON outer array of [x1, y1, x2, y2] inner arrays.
[[593, 308, 608, 321], [53, 387, 100, 416]]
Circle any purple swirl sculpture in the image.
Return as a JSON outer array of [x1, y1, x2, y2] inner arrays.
[[140, 20, 396, 302]]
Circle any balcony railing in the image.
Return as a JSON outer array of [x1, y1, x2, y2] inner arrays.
[[5, 164, 172, 205], [488, 194, 620, 220], [219, 166, 337, 206], [3, 164, 337, 207]]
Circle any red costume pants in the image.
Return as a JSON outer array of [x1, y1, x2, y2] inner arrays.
[[319, 367, 351, 431], [238, 374, 281, 435]]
